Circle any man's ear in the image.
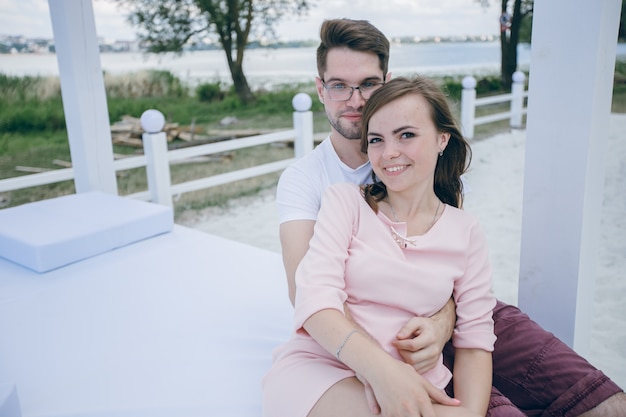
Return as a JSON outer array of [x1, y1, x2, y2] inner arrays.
[[315, 77, 325, 103], [385, 72, 392, 82]]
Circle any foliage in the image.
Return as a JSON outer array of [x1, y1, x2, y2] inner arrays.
[[3, 70, 625, 210], [197, 82, 225, 102], [0, 74, 65, 133], [116, 0, 314, 103], [440, 75, 505, 102], [104, 70, 188, 98], [0, 71, 325, 134]]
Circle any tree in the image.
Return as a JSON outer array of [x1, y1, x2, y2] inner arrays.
[[478, 0, 533, 89], [117, 0, 313, 103]]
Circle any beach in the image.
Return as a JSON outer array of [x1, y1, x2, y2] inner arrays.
[[178, 114, 626, 389]]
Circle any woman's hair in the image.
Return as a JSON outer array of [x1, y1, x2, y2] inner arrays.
[[360, 76, 472, 210], [316, 19, 390, 79]]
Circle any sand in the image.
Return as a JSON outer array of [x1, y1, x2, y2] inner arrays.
[[178, 114, 626, 389]]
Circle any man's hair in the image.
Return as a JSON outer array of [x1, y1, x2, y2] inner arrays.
[[316, 19, 390, 78], [360, 76, 472, 209]]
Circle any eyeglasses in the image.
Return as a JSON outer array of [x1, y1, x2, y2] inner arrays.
[[321, 80, 385, 101]]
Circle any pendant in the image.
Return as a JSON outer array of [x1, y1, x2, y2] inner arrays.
[[390, 226, 416, 248]]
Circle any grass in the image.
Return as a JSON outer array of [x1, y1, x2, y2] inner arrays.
[[1, 64, 625, 216]]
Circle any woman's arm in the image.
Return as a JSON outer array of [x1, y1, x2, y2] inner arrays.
[[452, 348, 492, 415], [449, 218, 496, 415], [303, 308, 460, 417]]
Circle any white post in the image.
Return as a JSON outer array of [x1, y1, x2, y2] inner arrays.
[[140, 110, 172, 207], [48, 0, 117, 194], [461, 76, 477, 140], [518, 0, 621, 356], [292, 93, 314, 158], [510, 71, 526, 129]]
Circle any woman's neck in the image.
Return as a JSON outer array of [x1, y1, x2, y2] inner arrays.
[[385, 192, 442, 236]]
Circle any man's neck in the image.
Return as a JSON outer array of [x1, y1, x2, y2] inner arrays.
[[329, 133, 369, 169]]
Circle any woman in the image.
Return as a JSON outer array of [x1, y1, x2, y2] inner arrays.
[[263, 77, 496, 417]]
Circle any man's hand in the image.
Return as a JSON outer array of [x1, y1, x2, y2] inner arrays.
[[391, 298, 456, 373], [392, 317, 446, 373]]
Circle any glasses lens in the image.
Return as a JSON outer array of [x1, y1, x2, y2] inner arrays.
[[326, 84, 351, 101], [359, 82, 384, 99], [324, 82, 384, 101]]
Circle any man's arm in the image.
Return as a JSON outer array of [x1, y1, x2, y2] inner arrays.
[[279, 219, 315, 306]]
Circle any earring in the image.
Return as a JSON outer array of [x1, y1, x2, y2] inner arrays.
[[439, 150, 444, 157]]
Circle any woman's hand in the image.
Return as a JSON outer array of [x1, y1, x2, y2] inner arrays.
[[368, 359, 460, 417], [355, 372, 381, 414]]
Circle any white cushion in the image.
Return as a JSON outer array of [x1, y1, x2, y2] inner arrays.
[[0, 192, 173, 272]]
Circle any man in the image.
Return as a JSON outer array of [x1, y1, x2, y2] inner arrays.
[[276, 18, 624, 417]]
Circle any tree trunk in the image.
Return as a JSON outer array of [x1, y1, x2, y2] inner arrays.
[[219, 29, 255, 104], [500, 36, 517, 89], [230, 62, 255, 104], [500, 0, 522, 89]]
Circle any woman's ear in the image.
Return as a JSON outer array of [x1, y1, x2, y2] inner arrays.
[[439, 132, 451, 152]]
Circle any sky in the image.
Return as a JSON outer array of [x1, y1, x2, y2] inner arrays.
[[0, 0, 501, 42]]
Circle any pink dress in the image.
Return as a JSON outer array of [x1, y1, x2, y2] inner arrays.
[[262, 183, 496, 417]]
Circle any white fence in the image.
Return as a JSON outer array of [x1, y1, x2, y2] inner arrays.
[[461, 70, 528, 139], [0, 93, 314, 207], [1, 80, 528, 207]]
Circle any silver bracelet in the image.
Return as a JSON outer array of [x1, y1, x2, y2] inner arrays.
[[335, 329, 358, 360]]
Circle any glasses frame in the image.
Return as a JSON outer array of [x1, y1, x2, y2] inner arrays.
[[320, 80, 385, 102]]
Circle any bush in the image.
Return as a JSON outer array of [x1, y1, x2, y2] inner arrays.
[[0, 97, 66, 133], [476, 75, 504, 95], [196, 82, 225, 102], [440, 76, 463, 101], [437, 74, 507, 102]]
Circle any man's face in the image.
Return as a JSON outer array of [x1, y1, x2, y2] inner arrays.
[[316, 48, 385, 141]]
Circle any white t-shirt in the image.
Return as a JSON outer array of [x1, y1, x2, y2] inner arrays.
[[276, 135, 372, 224]]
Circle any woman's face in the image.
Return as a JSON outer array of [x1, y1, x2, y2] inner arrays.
[[366, 94, 449, 194]]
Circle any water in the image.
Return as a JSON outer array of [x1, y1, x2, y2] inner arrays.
[[2, 42, 625, 88], [0, 42, 525, 88]]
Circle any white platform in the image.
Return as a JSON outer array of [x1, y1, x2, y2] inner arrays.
[[0, 224, 293, 417]]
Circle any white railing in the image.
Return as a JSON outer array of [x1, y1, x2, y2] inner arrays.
[[460, 71, 528, 139], [0, 93, 314, 206]]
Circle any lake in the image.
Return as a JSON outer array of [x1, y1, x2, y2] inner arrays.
[[2, 42, 625, 88]]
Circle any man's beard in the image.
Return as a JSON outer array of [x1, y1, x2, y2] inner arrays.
[[327, 111, 362, 140]]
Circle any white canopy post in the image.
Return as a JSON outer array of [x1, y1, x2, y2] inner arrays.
[[518, 0, 621, 357], [48, 0, 117, 194]]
